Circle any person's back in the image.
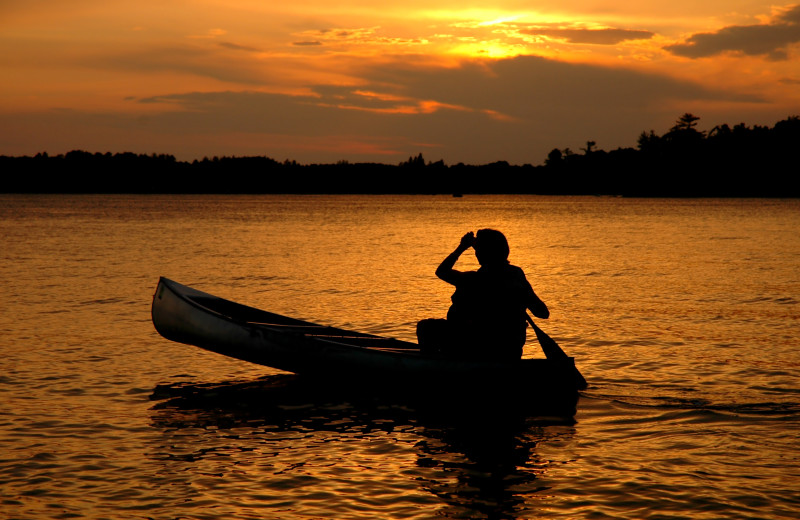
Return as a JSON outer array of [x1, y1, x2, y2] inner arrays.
[[447, 263, 530, 359], [417, 229, 548, 360]]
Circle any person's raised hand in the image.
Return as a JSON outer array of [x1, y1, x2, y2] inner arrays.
[[459, 231, 475, 250]]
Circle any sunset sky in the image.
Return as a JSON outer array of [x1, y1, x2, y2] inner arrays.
[[2, 1, 799, 165]]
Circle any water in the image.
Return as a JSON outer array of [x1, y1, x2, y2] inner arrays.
[[1, 194, 798, 519]]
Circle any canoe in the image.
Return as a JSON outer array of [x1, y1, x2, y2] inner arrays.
[[151, 277, 583, 395]]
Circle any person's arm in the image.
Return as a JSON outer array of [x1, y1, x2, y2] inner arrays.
[[519, 269, 549, 319], [527, 290, 549, 319], [435, 232, 474, 285]]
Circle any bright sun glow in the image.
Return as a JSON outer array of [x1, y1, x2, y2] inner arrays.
[[449, 41, 528, 59], [1, 0, 797, 163], [477, 15, 521, 26]]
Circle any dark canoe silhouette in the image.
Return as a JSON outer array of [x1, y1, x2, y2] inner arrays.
[[151, 277, 583, 396]]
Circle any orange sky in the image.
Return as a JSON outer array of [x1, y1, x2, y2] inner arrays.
[[2, 1, 799, 164]]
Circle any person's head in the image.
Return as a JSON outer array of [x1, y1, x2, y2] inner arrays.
[[474, 229, 509, 266]]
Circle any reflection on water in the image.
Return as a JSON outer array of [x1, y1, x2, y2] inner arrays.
[[2, 195, 799, 519], [149, 375, 577, 519]]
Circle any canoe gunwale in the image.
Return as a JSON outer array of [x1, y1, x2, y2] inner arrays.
[[151, 277, 583, 392], [152, 277, 424, 366]]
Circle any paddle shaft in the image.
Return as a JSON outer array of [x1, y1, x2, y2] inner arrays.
[[525, 314, 568, 359], [526, 313, 588, 390]]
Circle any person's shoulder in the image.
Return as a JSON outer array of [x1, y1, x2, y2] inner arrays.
[[506, 264, 531, 283], [450, 269, 478, 285], [507, 264, 526, 276]]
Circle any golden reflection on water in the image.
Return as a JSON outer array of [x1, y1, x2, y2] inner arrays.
[[1, 195, 799, 519], [148, 375, 576, 519]]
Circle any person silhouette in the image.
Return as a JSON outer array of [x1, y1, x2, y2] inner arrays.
[[417, 229, 549, 360]]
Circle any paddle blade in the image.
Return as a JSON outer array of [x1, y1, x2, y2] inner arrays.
[[529, 321, 588, 390], [530, 322, 568, 360]]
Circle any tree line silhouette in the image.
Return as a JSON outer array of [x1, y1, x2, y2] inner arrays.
[[2, 114, 798, 196]]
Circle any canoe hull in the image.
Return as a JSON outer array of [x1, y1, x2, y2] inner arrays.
[[151, 277, 582, 395]]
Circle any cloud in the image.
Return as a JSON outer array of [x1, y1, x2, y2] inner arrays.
[[138, 54, 742, 126], [217, 41, 261, 52], [520, 27, 654, 45], [5, 54, 768, 164], [125, 54, 761, 163], [305, 85, 478, 116], [292, 27, 428, 47], [82, 45, 268, 84], [665, 4, 800, 60], [357, 55, 760, 116]]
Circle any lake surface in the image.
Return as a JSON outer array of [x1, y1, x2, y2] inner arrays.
[[1, 194, 798, 519]]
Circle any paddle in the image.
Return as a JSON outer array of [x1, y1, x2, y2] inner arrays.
[[526, 314, 587, 390]]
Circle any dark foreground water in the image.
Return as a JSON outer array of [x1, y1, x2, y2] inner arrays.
[[1, 195, 798, 519]]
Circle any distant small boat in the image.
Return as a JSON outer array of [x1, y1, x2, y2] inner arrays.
[[151, 277, 583, 395]]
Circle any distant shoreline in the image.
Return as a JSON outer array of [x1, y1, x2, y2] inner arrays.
[[3, 115, 798, 197]]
